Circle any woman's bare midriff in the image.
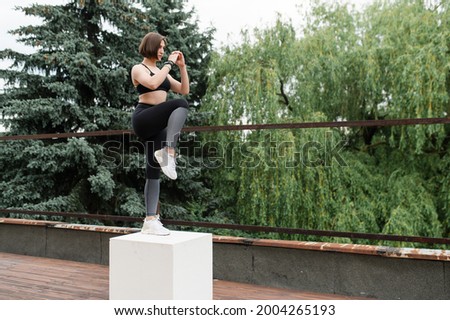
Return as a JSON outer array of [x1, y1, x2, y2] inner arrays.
[[137, 91, 168, 105]]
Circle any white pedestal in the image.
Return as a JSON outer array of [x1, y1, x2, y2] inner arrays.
[[109, 231, 212, 300]]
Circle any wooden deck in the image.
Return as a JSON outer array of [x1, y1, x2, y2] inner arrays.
[[0, 252, 359, 300]]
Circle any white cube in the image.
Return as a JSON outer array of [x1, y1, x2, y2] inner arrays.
[[109, 231, 212, 300]]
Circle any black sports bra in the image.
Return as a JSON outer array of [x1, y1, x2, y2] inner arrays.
[[136, 63, 171, 95]]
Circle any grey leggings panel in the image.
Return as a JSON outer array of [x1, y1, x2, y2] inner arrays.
[[144, 179, 160, 216]]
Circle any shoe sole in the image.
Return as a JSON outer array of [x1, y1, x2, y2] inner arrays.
[[141, 231, 170, 236]]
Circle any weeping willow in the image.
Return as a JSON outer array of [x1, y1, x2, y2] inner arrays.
[[200, 0, 449, 247]]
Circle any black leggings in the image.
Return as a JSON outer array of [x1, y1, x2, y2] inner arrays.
[[132, 99, 189, 179]]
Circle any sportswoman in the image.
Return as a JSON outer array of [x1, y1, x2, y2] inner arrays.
[[131, 32, 190, 235]]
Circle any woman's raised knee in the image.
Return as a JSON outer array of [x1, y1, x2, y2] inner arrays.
[[175, 99, 189, 109]]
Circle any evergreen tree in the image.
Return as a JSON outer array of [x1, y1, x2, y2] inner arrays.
[[0, 0, 214, 223]]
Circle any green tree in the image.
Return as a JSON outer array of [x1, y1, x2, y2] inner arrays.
[[0, 0, 214, 223], [200, 0, 449, 246]]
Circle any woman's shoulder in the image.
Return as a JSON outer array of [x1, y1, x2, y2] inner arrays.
[[131, 64, 145, 85], [131, 64, 147, 77], [132, 63, 143, 71]]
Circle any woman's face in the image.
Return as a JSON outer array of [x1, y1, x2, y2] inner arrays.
[[157, 40, 166, 61]]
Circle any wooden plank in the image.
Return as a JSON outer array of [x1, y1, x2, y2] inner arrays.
[[0, 252, 363, 300], [212, 280, 363, 300], [0, 253, 109, 300]]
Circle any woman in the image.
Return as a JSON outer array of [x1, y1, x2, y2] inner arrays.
[[131, 32, 190, 236]]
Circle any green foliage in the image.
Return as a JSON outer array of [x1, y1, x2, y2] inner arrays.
[[200, 0, 449, 247], [88, 166, 115, 200], [0, 0, 214, 222], [1, 0, 449, 248]]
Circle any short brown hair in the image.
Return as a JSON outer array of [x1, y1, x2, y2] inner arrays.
[[139, 32, 167, 59]]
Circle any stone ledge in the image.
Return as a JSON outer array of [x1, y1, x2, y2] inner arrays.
[[1, 218, 449, 262], [214, 236, 450, 262], [0, 218, 139, 234]]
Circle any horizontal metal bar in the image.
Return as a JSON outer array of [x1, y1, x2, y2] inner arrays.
[[1, 117, 449, 141], [163, 220, 450, 245], [0, 129, 133, 141], [1, 208, 448, 245], [0, 209, 140, 222], [185, 117, 450, 132]]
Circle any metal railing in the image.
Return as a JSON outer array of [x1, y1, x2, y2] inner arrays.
[[1, 208, 449, 245], [1, 117, 450, 245], [1, 117, 449, 141]]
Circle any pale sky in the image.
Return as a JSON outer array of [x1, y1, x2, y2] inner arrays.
[[0, 0, 375, 53], [0, 0, 375, 83], [0, 0, 373, 131]]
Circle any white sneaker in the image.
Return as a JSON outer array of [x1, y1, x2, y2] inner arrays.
[[154, 148, 177, 180], [141, 218, 170, 236]]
